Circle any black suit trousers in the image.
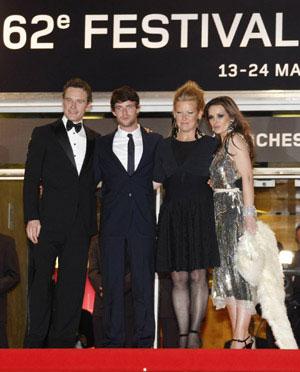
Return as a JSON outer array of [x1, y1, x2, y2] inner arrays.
[[24, 214, 90, 348], [102, 225, 155, 347]]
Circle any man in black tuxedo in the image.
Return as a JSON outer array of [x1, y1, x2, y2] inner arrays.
[[0, 233, 20, 347], [94, 86, 162, 347], [23, 78, 98, 348]]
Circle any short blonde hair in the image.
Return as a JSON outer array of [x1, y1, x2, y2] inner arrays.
[[173, 80, 205, 112]]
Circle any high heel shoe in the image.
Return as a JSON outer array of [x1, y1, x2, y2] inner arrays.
[[187, 330, 202, 349], [179, 333, 188, 348], [231, 335, 254, 349]]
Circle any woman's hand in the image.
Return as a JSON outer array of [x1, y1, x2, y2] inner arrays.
[[244, 215, 257, 234]]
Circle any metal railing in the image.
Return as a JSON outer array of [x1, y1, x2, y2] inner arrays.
[[1, 167, 300, 180]]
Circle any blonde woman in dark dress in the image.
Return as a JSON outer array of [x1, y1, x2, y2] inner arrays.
[[153, 81, 219, 348]]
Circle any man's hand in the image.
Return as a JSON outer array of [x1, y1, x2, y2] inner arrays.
[[26, 219, 41, 244]]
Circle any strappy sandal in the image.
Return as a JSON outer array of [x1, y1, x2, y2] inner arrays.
[[231, 335, 254, 349], [179, 333, 188, 348], [188, 330, 202, 348]]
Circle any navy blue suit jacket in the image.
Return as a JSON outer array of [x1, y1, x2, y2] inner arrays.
[[94, 127, 162, 237]]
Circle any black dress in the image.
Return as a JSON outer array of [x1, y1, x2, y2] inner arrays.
[[154, 136, 220, 272]]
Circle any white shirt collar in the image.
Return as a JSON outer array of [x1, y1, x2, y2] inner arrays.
[[62, 115, 83, 127], [116, 124, 141, 138]]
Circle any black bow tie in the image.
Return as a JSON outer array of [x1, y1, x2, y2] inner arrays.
[[66, 120, 82, 133]]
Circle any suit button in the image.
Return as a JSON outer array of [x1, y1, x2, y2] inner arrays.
[[128, 193, 132, 197]]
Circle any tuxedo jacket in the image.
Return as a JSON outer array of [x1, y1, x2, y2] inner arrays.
[[94, 127, 162, 237], [0, 234, 20, 323], [23, 119, 99, 235]]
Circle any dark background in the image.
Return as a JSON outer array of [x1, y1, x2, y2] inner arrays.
[[0, 0, 299, 92]]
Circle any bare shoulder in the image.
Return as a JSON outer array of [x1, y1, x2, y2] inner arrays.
[[228, 133, 249, 155]]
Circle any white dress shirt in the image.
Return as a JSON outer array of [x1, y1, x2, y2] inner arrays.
[[113, 124, 143, 172], [62, 115, 86, 175]]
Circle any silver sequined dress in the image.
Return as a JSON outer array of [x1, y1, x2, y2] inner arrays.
[[209, 147, 255, 313]]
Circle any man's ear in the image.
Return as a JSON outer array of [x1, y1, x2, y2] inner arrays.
[[86, 102, 92, 112]]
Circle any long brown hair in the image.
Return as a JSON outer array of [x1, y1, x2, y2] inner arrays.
[[203, 96, 254, 162]]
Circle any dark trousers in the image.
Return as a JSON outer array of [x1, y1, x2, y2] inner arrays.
[[0, 322, 8, 348], [93, 314, 134, 348], [102, 227, 155, 347], [158, 318, 179, 348], [93, 315, 105, 347], [24, 215, 90, 348]]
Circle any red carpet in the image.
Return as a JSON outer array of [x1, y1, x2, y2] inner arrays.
[[1, 349, 300, 372]]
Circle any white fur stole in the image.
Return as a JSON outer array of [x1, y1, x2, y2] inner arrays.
[[236, 220, 298, 349]]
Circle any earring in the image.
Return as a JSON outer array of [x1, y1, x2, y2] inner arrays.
[[227, 119, 235, 132], [195, 126, 204, 139], [171, 117, 178, 138]]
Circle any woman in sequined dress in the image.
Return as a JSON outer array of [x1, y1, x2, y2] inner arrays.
[[153, 81, 220, 348], [204, 96, 256, 349]]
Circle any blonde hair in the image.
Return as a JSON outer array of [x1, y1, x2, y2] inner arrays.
[[173, 80, 205, 112]]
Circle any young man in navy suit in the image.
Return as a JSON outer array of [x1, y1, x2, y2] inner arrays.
[[23, 78, 98, 348], [94, 86, 162, 347]]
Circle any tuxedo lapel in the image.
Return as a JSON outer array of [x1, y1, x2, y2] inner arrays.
[[52, 120, 77, 172], [80, 126, 94, 174]]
